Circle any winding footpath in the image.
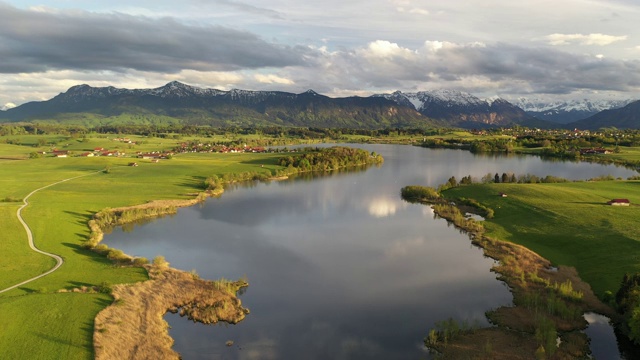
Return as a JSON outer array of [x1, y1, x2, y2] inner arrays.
[[0, 171, 101, 295]]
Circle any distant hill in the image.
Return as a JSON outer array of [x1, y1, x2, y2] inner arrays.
[[0, 82, 570, 129], [0, 82, 436, 129], [373, 90, 541, 128], [568, 100, 640, 130], [513, 97, 633, 124]]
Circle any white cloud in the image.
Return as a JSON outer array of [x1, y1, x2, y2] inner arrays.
[[362, 40, 416, 59], [368, 198, 403, 218], [1, 102, 16, 110], [545, 33, 628, 46], [254, 74, 294, 85], [408, 8, 429, 15]]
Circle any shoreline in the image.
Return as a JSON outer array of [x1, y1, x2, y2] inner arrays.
[[93, 264, 249, 360], [419, 198, 615, 358], [86, 180, 247, 357], [87, 150, 382, 358]]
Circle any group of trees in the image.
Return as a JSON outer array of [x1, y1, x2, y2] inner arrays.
[[277, 146, 383, 172], [615, 274, 640, 344], [438, 172, 570, 192], [0, 122, 447, 139]]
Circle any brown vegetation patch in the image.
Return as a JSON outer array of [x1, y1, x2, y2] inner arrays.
[[93, 265, 249, 360], [430, 327, 538, 360], [425, 201, 614, 358]]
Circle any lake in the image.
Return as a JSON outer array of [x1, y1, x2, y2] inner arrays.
[[105, 145, 637, 359]]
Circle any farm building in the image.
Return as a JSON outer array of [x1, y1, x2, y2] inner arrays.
[[607, 199, 631, 206]]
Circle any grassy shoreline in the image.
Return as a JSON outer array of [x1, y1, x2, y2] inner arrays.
[[2, 130, 638, 358], [93, 264, 249, 360], [410, 195, 612, 358], [0, 145, 381, 358]]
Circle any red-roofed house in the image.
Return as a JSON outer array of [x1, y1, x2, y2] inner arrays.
[[608, 199, 630, 206]]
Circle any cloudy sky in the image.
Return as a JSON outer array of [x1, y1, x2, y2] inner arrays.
[[2, 0, 640, 109]]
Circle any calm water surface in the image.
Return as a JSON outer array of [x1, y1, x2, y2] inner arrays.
[[105, 145, 637, 359]]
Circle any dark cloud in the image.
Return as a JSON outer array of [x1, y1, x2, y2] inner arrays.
[[0, 3, 308, 74], [314, 41, 640, 96]]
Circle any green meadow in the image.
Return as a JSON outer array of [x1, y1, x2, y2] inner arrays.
[[2, 129, 640, 358], [0, 142, 286, 359], [444, 180, 640, 297]]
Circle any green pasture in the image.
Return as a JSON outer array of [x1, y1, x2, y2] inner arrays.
[[0, 147, 286, 359], [604, 146, 640, 162], [0, 293, 111, 359], [425, 130, 513, 141], [444, 181, 640, 297]]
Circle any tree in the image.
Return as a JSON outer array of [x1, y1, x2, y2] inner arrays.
[[447, 176, 458, 188], [501, 173, 509, 183], [494, 173, 500, 183]]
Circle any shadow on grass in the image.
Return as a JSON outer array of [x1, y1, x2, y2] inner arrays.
[[63, 210, 94, 227], [174, 175, 206, 192], [68, 281, 95, 288], [567, 202, 610, 206], [62, 242, 113, 266], [32, 330, 83, 349], [18, 287, 38, 294], [240, 157, 281, 167]]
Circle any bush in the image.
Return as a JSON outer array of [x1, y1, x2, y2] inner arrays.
[[400, 186, 440, 202], [98, 281, 112, 294], [153, 255, 169, 268], [132, 257, 149, 266]]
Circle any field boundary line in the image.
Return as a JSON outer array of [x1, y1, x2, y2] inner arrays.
[[0, 170, 102, 294]]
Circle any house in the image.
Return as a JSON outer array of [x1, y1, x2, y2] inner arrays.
[[580, 148, 611, 155], [128, 162, 139, 167], [608, 199, 630, 206], [499, 192, 508, 198], [52, 150, 69, 158], [79, 152, 94, 157]]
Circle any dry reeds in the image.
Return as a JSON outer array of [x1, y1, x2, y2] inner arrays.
[[94, 265, 249, 360]]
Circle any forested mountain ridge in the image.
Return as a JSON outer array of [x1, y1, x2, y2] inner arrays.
[[0, 82, 436, 129]]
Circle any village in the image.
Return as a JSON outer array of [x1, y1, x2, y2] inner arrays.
[[39, 137, 297, 160]]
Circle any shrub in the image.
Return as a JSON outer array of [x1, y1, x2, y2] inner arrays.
[[400, 186, 440, 202], [98, 281, 112, 294], [106, 249, 128, 262], [132, 257, 149, 266], [153, 255, 169, 268]]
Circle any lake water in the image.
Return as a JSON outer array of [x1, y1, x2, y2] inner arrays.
[[104, 145, 637, 359], [584, 313, 623, 359]]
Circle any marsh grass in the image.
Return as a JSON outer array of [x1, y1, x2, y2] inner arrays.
[[93, 266, 249, 360], [422, 197, 608, 359]]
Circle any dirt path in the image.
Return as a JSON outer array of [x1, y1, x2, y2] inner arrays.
[[0, 171, 101, 294]]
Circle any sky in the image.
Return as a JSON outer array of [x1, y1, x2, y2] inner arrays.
[[2, 0, 640, 110]]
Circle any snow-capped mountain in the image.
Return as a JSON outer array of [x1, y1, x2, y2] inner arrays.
[[513, 98, 634, 124], [569, 99, 640, 130], [374, 90, 531, 127]]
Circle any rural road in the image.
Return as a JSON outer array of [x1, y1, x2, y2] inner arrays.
[[0, 171, 101, 295]]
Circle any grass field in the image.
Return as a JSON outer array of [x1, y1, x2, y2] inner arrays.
[[444, 180, 640, 297], [2, 130, 639, 358], [0, 138, 288, 359]]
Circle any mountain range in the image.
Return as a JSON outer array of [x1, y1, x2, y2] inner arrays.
[[0, 82, 637, 129], [513, 98, 634, 124]]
